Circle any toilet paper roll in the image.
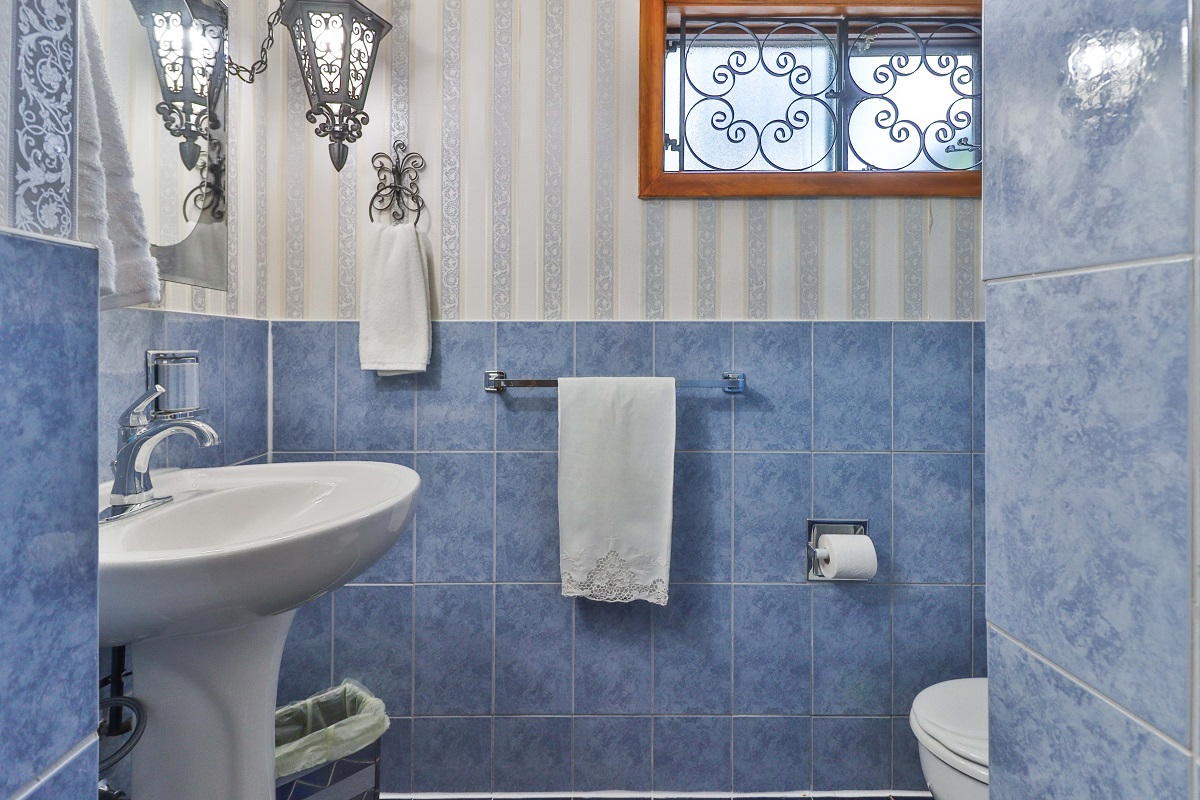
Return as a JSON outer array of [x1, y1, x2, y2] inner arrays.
[[817, 534, 878, 580]]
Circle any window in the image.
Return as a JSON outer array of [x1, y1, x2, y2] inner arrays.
[[639, 1, 982, 197]]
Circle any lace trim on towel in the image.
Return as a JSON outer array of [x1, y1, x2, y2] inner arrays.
[[562, 550, 668, 605]]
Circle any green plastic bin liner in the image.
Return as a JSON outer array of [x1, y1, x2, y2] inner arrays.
[[275, 680, 390, 781]]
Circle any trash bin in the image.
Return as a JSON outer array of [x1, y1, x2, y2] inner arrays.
[[275, 680, 390, 800]]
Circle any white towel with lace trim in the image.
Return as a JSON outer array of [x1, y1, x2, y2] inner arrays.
[[558, 377, 676, 605]]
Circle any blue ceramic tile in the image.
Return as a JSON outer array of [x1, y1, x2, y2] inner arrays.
[[892, 716, 925, 791], [495, 584, 572, 714], [272, 322, 336, 451], [0, 234, 98, 799], [812, 322, 891, 451], [987, 265, 1191, 741], [336, 322, 415, 451], [733, 717, 812, 793], [733, 322, 812, 451], [277, 594, 331, 706], [893, 453, 971, 583], [576, 322, 653, 377], [412, 717, 492, 792], [982, 0, 1191, 279], [653, 584, 732, 714], [496, 322, 573, 451], [653, 716, 731, 792], [413, 585, 493, 715], [892, 322, 971, 452], [493, 717, 572, 792], [734, 585, 811, 714], [973, 586, 987, 678], [812, 583, 891, 715], [672, 452, 732, 582], [223, 317, 269, 464], [733, 453, 811, 582], [380, 718, 412, 794], [413, 453, 493, 583], [26, 739, 98, 800], [811, 717, 890, 791], [573, 716, 652, 791], [574, 600, 652, 715], [892, 585, 971, 714], [654, 322, 733, 450], [334, 586, 413, 715], [342, 452, 415, 583], [416, 322, 494, 451], [496, 452, 558, 582], [165, 312, 226, 468], [98, 307, 167, 476], [989, 632, 1190, 799], [271, 451, 336, 462], [972, 453, 985, 584], [972, 323, 985, 452], [811, 453, 891, 582]]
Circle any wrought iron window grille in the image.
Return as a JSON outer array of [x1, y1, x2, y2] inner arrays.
[[665, 16, 981, 175]]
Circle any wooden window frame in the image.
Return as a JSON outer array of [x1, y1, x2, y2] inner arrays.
[[638, 0, 983, 198]]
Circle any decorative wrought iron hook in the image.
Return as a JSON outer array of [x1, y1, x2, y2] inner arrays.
[[369, 140, 427, 225]]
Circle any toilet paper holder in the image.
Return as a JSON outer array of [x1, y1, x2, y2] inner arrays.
[[807, 519, 869, 581]]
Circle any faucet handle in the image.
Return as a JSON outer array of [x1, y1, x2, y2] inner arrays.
[[119, 385, 166, 430]]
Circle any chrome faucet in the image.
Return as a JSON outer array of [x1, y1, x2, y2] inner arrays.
[[101, 386, 220, 523]]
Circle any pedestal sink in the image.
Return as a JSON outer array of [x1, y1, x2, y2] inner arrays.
[[98, 461, 420, 800]]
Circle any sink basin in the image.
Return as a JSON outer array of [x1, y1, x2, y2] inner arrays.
[[99, 461, 420, 647], [97, 461, 420, 800]]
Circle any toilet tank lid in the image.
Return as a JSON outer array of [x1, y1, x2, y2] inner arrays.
[[911, 678, 988, 767]]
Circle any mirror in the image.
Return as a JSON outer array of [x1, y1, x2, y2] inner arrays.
[[94, 0, 229, 291]]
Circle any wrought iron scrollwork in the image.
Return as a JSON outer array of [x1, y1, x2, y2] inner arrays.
[[183, 139, 226, 223], [670, 15, 980, 174], [369, 140, 426, 225]]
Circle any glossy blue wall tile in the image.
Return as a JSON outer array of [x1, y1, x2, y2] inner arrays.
[[25, 740, 98, 800], [892, 585, 972, 714], [166, 312, 226, 467], [653, 716, 732, 792], [653, 584, 732, 715], [416, 322, 494, 451], [972, 323, 985, 452], [277, 594, 331, 706], [892, 716, 925, 791], [98, 308, 166, 475], [273, 321, 335, 451], [671, 452, 732, 582], [733, 322, 812, 450], [990, 632, 1190, 799], [654, 322, 733, 450], [496, 322, 572, 451], [413, 453, 493, 583], [333, 586, 413, 715], [983, 0, 1192, 279], [412, 717, 491, 792], [893, 453, 972, 583], [576, 322, 653, 377], [223, 317, 269, 464], [988, 264, 1191, 742], [812, 453, 891, 582], [336, 322, 415, 452], [494, 584, 572, 714], [813, 322, 891, 451], [1, 233, 97, 799], [380, 719, 412, 794], [493, 717, 571, 792], [812, 584, 891, 715], [733, 716, 811, 792], [812, 716, 890, 790], [573, 716, 652, 791], [733, 585, 811, 714], [574, 600, 652, 715], [892, 322, 972, 452], [495, 452, 558, 581], [413, 585, 493, 716], [733, 452, 811, 582]]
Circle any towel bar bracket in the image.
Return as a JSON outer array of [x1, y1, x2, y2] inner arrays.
[[484, 370, 746, 394]]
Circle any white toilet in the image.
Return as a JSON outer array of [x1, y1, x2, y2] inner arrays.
[[909, 678, 989, 800]]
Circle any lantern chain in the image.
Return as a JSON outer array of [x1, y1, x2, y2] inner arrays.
[[226, 0, 287, 85]]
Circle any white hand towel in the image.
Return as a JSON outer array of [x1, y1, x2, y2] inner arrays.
[[79, 0, 160, 310], [558, 377, 676, 605], [359, 221, 432, 375]]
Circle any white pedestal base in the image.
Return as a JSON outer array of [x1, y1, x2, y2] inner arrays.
[[130, 610, 297, 800]]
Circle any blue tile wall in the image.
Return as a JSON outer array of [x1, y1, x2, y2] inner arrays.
[[0, 232, 97, 799], [274, 319, 984, 793]]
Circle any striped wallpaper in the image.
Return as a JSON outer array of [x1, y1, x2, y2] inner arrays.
[[118, 0, 983, 321]]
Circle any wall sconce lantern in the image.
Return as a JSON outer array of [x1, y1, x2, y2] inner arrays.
[[132, 0, 227, 171], [281, 0, 391, 171]]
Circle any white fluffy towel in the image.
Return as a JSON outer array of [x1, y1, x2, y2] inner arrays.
[[79, 0, 160, 310], [359, 221, 433, 375], [558, 377, 676, 605]]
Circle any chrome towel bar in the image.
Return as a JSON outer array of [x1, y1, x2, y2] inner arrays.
[[484, 370, 747, 394]]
